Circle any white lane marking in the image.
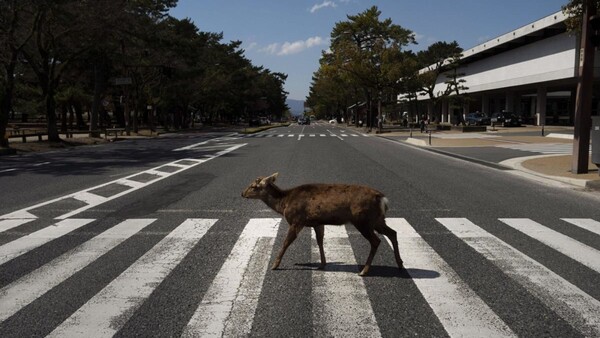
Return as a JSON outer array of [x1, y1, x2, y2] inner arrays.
[[48, 218, 217, 338], [172, 133, 239, 151], [0, 168, 17, 173], [437, 218, 600, 337], [561, 218, 600, 236], [0, 219, 95, 265], [288, 134, 294, 137], [311, 226, 381, 337], [500, 218, 600, 273], [183, 218, 281, 337], [0, 143, 246, 220], [386, 218, 515, 337], [117, 179, 145, 189], [0, 219, 35, 234], [0, 219, 155, 322], [72, 191, 107, 205], [298, 134, 304, 141], [33, 162, 51, 167]]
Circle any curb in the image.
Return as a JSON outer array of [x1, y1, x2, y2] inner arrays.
[[405, 137, 428, 147], [383, 135, 600, 191], [499, 154, 600, 190]]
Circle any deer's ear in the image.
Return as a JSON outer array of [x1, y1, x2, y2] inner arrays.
[[260, 173, 278, 186]]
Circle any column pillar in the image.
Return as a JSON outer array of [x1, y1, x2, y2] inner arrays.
[[536, 87, 547, 126], [441, 100, 449, 123], [482, 95, 490, 115], [505, 92, 515, 112]]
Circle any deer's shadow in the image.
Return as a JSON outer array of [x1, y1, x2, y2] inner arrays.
[[287, 262, 440, 279]]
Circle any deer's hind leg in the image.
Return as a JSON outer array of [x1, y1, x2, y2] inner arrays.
[[375, 219, 403, 269], [355, 222, 381, 276]]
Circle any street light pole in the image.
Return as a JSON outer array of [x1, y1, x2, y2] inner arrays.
[[572, 0, 596, 174]]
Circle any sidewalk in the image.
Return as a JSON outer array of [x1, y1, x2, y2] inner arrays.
[[2, 129, 160, 155], [345, 124, 600, 191]]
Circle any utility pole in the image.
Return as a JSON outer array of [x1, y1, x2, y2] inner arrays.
[[572, 0, 597, 173]]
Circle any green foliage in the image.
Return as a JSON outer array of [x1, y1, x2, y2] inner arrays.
[[308, 6, 416, 121], [307, 6, 466, 124], [0, 0, 289, 141]]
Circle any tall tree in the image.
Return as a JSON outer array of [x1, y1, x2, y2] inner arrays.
[[562, 0, 600, 32], [328, 6, 415, 130], [417, 41, 463, 122], [0, 0, 34, 148]]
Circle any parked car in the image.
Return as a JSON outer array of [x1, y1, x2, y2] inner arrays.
[[491, 111, 522, 127], [298, 117, 310, 125], [465, 112, 491, 126]]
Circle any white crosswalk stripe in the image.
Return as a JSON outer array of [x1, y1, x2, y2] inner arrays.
[[311, 226, 381, 337], [183, 218, 281, 337], [495, 143, 573, 154], [436, 218, 600, 337], [0, 218, 94, 265], [0, 219, 156, 322], [0, 218, 35, 234], [48, 218, 217, 338], [500, 218, 600, 273], [561, 218, 600, 236], [386, 218, 515, 337], [0, 216, 599, 337], [244, 133, 366, 139]]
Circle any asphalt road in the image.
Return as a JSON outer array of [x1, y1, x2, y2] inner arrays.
[[1, 123, 599, 337]]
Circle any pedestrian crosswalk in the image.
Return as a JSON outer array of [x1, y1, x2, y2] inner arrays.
[[243, 132, 368, 138], [0, 216, 599, 336], [495, 143, 574, 154]]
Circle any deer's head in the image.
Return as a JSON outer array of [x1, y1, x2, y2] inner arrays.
[[241, 173, 278, 199]]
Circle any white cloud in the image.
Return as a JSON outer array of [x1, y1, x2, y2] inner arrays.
[[259, 43, 279, 55], [310, 1, 337, 13], [257, 36, 329, 56], [245, 42, 258, 51]]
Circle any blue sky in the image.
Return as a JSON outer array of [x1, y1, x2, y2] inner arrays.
[[170, 0, 568, 100]]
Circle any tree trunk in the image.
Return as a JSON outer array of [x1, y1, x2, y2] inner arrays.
[[0, 85, 13, 148], [0, 60, 17, 148], [46, 88, 60, 142], [60, 105, 67, 133], [73, 102, 85, 129], [90, 63, 104, 137], [68, 104, 74, 129]]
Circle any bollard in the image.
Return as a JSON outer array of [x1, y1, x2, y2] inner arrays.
[[410, 127, 413, 138], [428, 130, 432, 145], [541, 125, 545, 137]]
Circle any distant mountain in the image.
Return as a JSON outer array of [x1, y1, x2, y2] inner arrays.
[[286, 99, 305, 116]]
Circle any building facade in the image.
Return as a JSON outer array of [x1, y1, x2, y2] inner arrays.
[[409, 10, 600, 126]]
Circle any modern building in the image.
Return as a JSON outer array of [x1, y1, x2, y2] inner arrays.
[[408, 10, 600, 126]]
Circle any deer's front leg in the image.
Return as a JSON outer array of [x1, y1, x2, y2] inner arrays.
[[313, 225, 326, 269], [272, 224, 303, 270]]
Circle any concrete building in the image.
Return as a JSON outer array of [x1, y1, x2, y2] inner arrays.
[[409, 10, 600, 126]]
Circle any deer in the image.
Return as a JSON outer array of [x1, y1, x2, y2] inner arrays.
[[241, 173, 403, 276]]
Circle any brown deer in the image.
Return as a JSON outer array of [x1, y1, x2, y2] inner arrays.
[[241, 173, 403, 276]]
